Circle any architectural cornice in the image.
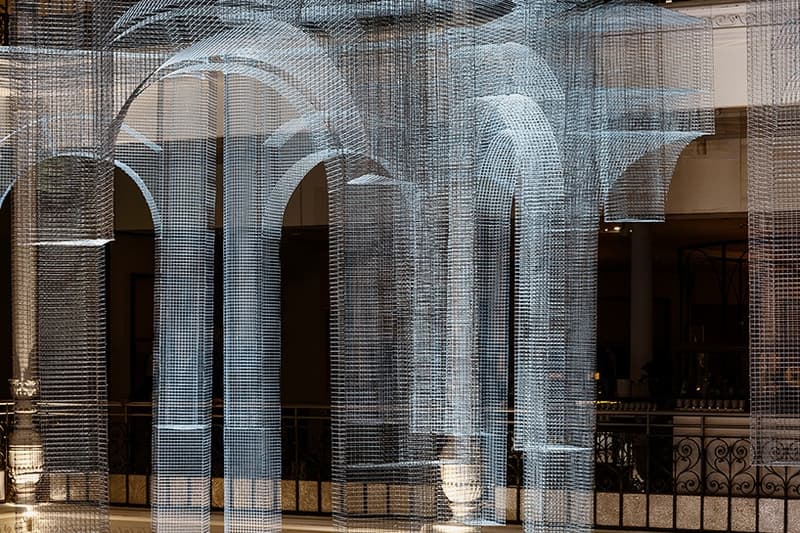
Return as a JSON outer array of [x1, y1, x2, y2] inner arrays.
[[710, 11, 754, 29], [673, 2, 750, 29]]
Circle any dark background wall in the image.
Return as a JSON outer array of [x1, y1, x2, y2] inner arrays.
[[107, 165, 331, 405], [0, 205, 10, 399]]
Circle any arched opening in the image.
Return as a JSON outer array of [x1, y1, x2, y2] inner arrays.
[[594, 115, 749, 409], [281, 162, 330, 407], [213, 56, 360, 526], [280, 162, 331, 508], [109, 168, 157, 403], [107, 166, 157, 502], [104, 15, 366, 525]]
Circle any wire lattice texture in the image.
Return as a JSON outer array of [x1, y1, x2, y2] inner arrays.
[[332, 2, 524, 531], [110, 3, 365, 532], [6, 2, 116, 532], [332, 1, 713, 532], [748, 0, 800, 466], [220, 11, 365, 532], [0, 3, 714, 533], [517, 3, 711, 532]]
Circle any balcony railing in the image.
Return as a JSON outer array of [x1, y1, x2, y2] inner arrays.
[[0, 402, 796, 531]]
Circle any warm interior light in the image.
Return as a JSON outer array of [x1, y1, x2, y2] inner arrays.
[[440, 462, 481, 513], [431, 525, 479, 533], [602, 225, 624, 234], [9, 444, 43, 488], [22, 505, 37, 532]]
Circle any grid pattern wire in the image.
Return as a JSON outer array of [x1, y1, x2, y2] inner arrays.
[[0, 3, 714, 533], [8, 2, 115, 532], [748, 0, 800, 466]]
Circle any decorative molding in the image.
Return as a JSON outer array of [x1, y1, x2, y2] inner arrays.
[[710, 11, 756, 29], [9, 379, 38, 399], [674, 4, 753, 29]]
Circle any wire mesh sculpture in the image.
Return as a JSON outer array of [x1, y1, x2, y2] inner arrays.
[[517, 4, 712, 532], [0, 1, 713, 533], [332, 3, 529, 530], [219, 16, 367, 532], [5, 3, 115, 532], [331, 2, 713, 533], [112, 3, 369, 532], [438, 3, 711, 532], [748, 0, 800, 466]]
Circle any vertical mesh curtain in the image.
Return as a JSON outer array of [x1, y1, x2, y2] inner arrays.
[[0, 1, 714, 533], [218, 10, 365, 532], [107, 4, 219, 531], [8, 2, 114, 532], [332, 2, 516, 530], [335, 1, 712, 532], [109, 3, 365, 532], [514, 4, 712, 532], [334, 5, 437, 531], [748, 0, 800, 466]]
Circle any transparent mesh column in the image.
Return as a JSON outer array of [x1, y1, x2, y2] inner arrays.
[[334, 6, 458, 531], [214, 15, 364, 532], [0, 3, 719, 533], [223, 72, 278, 533], [8, 2, 113, 532], [748, 0, 800, 466], [341, 174, 426, 532], [150, 74, 217, 533], [504, 2, 713, 532]]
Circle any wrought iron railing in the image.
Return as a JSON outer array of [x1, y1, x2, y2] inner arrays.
[[590, 409, 800, 532], [0, 402, 798, 531]]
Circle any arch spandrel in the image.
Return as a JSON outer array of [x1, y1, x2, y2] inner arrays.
[[602, 136, 701, 223]]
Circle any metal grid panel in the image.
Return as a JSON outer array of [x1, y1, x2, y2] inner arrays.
[[110, 5, 366, 532], [150, 75, 217, 533], [7, 2, 115, 532], [748, 0, 800, 466], [113, 72, 218, 533], [330, 1, 713, 532], [333, 8, 440, 532], [0, 2, 714, 533], [330, 3, 522, 531]]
